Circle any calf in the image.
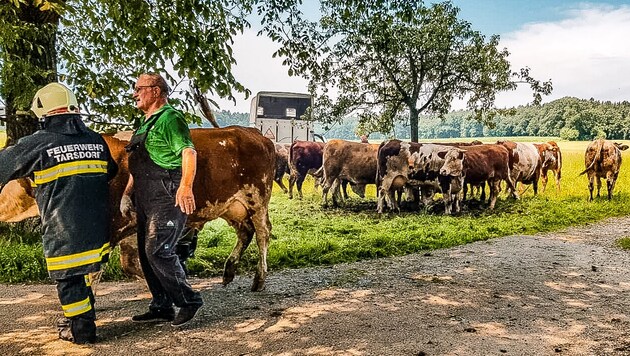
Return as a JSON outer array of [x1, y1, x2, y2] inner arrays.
[[580, 139, 628, 200]]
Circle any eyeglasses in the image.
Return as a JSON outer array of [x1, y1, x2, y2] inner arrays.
[[133, 85, 158, 93]]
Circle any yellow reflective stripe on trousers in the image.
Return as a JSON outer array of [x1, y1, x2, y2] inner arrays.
[[46, 243, 111, 271], [62, 296, 92, 317], [33, 160, 108, 185]]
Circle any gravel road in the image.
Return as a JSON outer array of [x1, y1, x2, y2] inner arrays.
[[2, 216, 630, 355]]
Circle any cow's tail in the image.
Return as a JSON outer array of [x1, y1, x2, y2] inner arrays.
[[312, 166, 324, 178], [375, 141, 386, 190], [579, 140, 603, 176]]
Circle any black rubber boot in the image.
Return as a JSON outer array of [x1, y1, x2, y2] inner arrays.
[[70, 317, 97, 344]]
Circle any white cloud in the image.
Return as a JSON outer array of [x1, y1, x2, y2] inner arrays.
[[210, 4, 630, 114], [208, 30, 309, 113], [495, 4, 630, 108]]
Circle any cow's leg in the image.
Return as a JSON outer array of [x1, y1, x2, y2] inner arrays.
[[596, 176, 602, 198], [330, 179, 342, 207], [321, 176, 334, 207], [532, 178, 539, 195], [540, 169, 549, 193], [250, 209, 271, 292], [341, 180, 349, 200], [223, 221, 255, 287], [376, 187, 386, 213], [296, 173, 306, 200], [555, 169, 562, 192], [275, 176, 288, 194], [480, 183, 486, 202], [587, 173, 595, 201], [488, 180, 500, 209], [288, 172, 297, 199], [507, 176, 519, 199], [607, 172, 618, 200]]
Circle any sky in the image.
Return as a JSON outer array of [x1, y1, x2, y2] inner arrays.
[[208, 0, 630, 114]]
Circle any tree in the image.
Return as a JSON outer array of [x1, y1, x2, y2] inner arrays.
[[265, 0, 552, 142], [0, 0, 258, 145]]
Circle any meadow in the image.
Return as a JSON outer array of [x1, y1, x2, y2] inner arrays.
[[2, 137, 630, 283]]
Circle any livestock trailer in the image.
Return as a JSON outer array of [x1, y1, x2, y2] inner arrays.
[[249, 91, 314, 143]]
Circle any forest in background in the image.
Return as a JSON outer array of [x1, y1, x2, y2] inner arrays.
[[203, 96, 630, 141]]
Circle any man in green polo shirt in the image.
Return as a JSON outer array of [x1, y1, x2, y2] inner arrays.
[[121, 73, 203, 327]]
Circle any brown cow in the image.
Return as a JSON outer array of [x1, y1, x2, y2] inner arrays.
[[274, 143, 291, 193], [580, 139, 628, 201], [320, 139, 379, 207], [288, 140, 326, 199], [535, 141, 562, 192], [443, 144, 515, 209], [0, 127, 276, 291]]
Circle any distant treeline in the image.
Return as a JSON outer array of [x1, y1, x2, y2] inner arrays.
[[205, 97, 630, 141]]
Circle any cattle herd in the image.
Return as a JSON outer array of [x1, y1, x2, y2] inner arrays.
[[279, 138, 565, 214], [0, 127, 628, 286], [278, 137, 628, 215]]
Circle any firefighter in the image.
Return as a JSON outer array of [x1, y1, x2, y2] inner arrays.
[[0, 83, 117, 344]]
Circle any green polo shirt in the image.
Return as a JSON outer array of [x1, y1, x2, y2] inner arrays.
[[136, 103, 194, 170]]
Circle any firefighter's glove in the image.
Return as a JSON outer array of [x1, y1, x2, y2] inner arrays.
[[120, 194, 135, 217]]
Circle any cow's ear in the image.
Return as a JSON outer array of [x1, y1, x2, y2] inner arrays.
[[437, 151, 447, 159], [620, 145, 629, 151]]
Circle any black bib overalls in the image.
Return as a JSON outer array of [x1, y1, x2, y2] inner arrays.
[[126, 121, 203, 312]]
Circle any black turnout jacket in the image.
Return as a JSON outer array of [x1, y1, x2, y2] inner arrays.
[[0, 114, 117, 279]]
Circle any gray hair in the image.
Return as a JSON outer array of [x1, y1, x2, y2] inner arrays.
[[140, 73, 169, 98]]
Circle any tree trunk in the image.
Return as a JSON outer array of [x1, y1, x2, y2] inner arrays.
[[1, 4, 59, 146], [409, 107, 419, 143]]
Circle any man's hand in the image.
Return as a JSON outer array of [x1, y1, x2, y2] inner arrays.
[[120, 194, 135, 217], [175, 185, 195, 215]]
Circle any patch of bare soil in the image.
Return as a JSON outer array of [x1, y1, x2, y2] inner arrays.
[[2, 216, 630, 356]]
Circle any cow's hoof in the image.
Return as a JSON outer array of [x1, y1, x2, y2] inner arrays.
[[223, 263, 236, 286], [251, 279, 266, 292]]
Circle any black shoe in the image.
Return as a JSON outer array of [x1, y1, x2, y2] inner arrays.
[[132, 309, 175, 322], [171, 305, 202, 327]]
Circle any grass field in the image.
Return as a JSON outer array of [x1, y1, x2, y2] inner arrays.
[[2, 136, 630, 282]]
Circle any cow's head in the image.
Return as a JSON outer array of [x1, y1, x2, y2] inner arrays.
[[440, 149, 465, 177], [540, 143, 557, 168]]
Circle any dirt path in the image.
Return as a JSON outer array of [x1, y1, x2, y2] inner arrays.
[[2, 217, 630, 355]]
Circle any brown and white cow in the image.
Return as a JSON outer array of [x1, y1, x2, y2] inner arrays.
[[534, 141, 562, 192], [580, 139, 628, 201], [376, 140, 465, 215], [320, 139, 379, 207], [443, 144, 515, 210], [273, 143, 291, 193], [0, 126, 276, 291], [376, 140, 418, 213], [497, 140, 541, 197], [288, 140, 326, 199]]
